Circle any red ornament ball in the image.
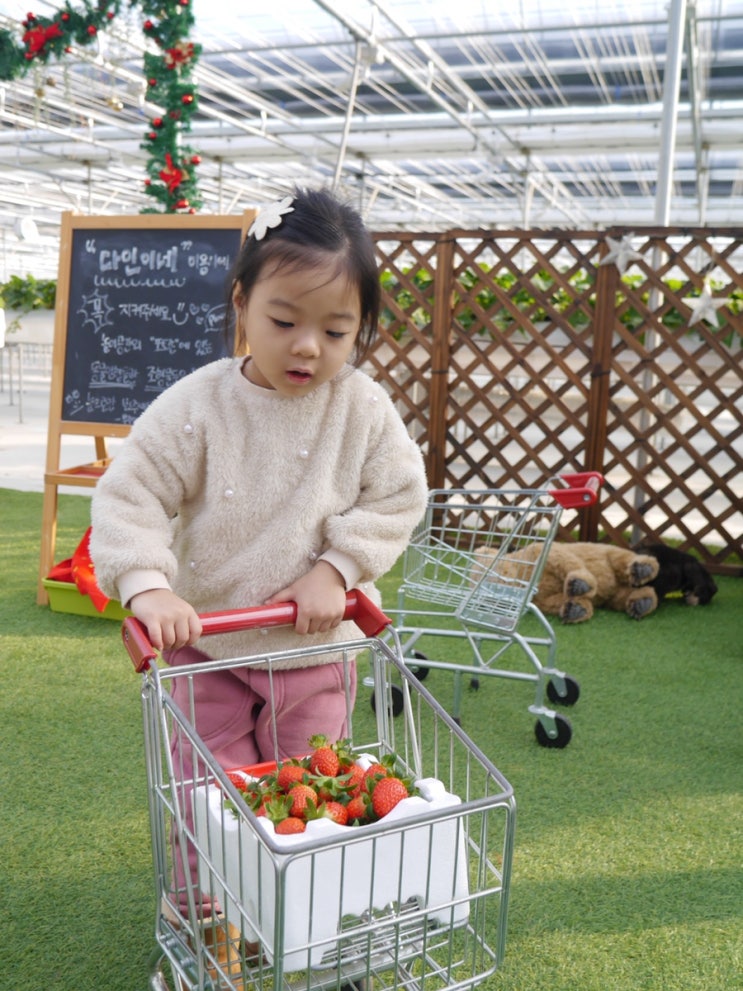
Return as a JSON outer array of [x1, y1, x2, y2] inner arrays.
[[148, 78, 157, 87], [176, 199, 189, 209], [152, 117, 163, 127], [144, 179, 151, 186], [181, 94, 194, 105], [147, 131, 157, 140], [107, 10, 114, 18], [190, 155, 201, 165], [168, 110, 180, 120], [143, 19, 153, 30], [61, 12, 69, 20], [87, 25, 97, 35]]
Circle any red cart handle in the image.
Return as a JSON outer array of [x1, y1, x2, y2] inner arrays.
[[123, 588, 391, 673], [548, 471, 604, 509]]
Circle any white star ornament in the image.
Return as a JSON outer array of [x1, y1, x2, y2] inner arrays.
[[599, 234, 645, 275], [683, 282, 729, 328]]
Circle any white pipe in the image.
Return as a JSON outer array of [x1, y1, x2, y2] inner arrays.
[[655, 0, 688, 224]]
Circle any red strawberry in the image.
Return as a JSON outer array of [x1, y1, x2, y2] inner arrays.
[[288, 783, 318, 819], [371, 776, 409, 819], [322, 801, 349, 826], [277, 763, 308, 792], [226, 771, 249, 790], [345, 794, 370, 824], [339, 762, 366, 796], [362, 763, 387, 792], [308, 738, 341, 777], [275, 816, 306, 835]]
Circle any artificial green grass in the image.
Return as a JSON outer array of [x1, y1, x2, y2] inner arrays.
[[1, 488, 741, 991]]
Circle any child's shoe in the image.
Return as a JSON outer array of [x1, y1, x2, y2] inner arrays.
[[201, 915, 245, 989]]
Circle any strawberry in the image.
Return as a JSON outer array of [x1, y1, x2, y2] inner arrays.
[[345, 794, 370, 824], [288, 783, 318, 819], [339, 762, 366, 797], [262, 794, 293, 823], [308, 735, 341, 777], [275, 816, 306, 835], [226, 771, 249, 790], [371, 776, 409, 819], [322, 801, 349, 826], [362, 763, 388, 792], [277, 763, 308, 792]]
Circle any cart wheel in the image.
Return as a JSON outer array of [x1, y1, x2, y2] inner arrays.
[[469, 677, 480, 691], [406, 650, 430, 681], [546, 675, 580, 706], [370, 684, 405, 718], [534, 713, 572, 749]]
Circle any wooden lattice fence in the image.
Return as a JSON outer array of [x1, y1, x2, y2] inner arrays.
[[365, 227, 743, 576]]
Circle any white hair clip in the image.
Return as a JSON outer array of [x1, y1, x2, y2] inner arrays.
[[248, 195, 295, 240]]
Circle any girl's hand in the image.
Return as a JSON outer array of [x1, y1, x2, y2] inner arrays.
[[266, 560, 347, 635], [129, 588, 203, 650]]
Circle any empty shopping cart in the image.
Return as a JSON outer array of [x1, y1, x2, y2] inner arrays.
[[373, 473, 603, 749]]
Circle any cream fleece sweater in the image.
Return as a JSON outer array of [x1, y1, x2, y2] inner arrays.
[[90, 357, 428, 664]]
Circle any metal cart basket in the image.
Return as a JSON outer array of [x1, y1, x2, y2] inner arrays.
[[124, 590, 516, 991], [377, 473, 603, 749]]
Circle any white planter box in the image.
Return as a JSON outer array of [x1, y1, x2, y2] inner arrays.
[[5, 309, 55, 345], [192, 764, 469, 970]]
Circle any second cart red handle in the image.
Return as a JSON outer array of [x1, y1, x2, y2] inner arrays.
[[123, 588, 391, 673]]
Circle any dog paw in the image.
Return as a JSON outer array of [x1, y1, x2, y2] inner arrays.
[[561, 600, 589, 623], [627, 594, 656, 619], [630, 557, 658, 586], [566, 576, 592, 596]]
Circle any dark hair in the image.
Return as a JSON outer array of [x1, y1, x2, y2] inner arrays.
[[225, 187, 380, 366]]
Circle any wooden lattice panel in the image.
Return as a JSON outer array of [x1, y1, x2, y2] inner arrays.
[[368, 228, 743, 574], [595, 230, 743, 566], [363, 236, 438, 446]]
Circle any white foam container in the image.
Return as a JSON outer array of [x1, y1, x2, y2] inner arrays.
[[192, 767, 470, 970]]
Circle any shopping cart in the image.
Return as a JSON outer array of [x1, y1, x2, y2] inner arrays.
[[372, 473, 603, 749], [124, 590, 516, 991]]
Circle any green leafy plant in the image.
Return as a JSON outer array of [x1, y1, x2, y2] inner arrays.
[[0, 274, 56, 336], [0, 274, 56, 312]]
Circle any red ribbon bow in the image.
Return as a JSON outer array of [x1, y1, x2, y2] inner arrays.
[[164, 41, 194, 68], [47, 527, 110, 613], [159, 152, 187, 194], [23, 21, 63, 56]]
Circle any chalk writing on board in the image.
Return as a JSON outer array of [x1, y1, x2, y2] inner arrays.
[[62, 225, 242, 425]]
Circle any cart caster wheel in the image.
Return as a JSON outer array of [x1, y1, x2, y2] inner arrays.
[[469, 677, 480, 691], [546, 675, 580, 706], [535, 713, 572, 748], [370, 684, 405, 718], [406, 650, 430, 681]]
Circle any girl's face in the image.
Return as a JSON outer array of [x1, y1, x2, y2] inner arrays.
[[234, 255, 361, 396]]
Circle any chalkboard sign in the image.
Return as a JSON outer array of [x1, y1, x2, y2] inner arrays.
[[38, 212, 254, 606], [62, 222, 243, 425]]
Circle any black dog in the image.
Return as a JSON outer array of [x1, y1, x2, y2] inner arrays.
[[632, 539, 718, 606]]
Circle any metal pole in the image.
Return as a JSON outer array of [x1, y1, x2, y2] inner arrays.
[[633, 0, 688, 542], [655, 0, 688, 225], [332, 42, 365, 191]]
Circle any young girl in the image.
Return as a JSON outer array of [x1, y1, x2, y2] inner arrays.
[[90, 187, 428, 981]]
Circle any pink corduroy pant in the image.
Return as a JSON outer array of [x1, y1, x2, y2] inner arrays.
[[165, 645, 357, 915]]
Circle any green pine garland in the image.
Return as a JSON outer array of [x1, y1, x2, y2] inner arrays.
[[0, 1, 202, 213]]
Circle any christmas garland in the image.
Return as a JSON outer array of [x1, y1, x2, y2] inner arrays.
[[0, 1, 202, 213]]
